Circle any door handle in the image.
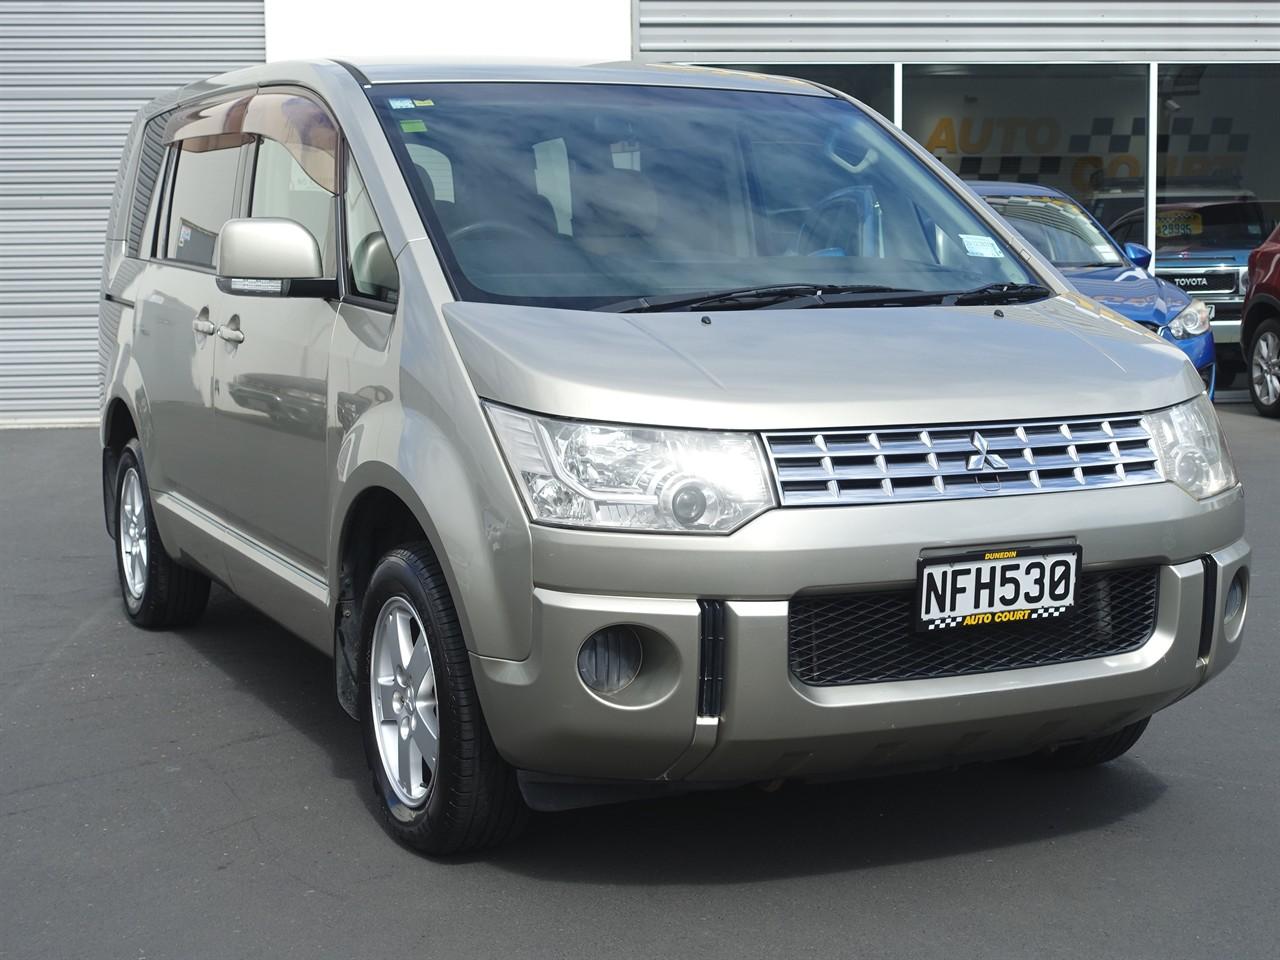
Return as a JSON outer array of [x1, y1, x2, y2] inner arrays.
[[217, 323, 244, 344], [192, 318, 216, 336]]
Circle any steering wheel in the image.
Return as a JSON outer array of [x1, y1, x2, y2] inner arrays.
[[794, 187, 866, 256], [447, 220, 541, 246]]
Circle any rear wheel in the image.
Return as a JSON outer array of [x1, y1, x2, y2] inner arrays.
[[358, 543, 526, 854], [114, 439, 210, 628], [1028, 717, 1150, 769], [1248, 318, 1280, 417]]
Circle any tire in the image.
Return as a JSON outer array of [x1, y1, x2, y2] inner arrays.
[[1248, 317, 1280, 418], [113, 439, 211, 628], [1027, 717, 1151, 770], [358, 543, 526, 855]]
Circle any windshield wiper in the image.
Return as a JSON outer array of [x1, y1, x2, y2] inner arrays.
[[598, 284, 911, 314], [597, 280, 1052, 313], [942, 282, 1055, 306], [782, 281, 1050, 309]]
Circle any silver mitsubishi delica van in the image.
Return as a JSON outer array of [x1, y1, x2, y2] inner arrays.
[[98, 60, 1250, 854]]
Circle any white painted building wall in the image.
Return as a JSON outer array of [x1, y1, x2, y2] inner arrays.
[[264, 0, 632, 63]]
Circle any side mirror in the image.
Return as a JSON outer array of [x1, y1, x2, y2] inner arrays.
[[1124, 242, 1153, 270], [351, 231, 399, 297], [216, 218, 332, 297]]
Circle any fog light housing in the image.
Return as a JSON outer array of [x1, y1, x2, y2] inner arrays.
[[577, 626, 643, 695], [1225, 572, 1246, 623]]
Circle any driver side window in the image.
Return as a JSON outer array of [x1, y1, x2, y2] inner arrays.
[[345, 156, 399, 305], [250, 137, 337, 276]]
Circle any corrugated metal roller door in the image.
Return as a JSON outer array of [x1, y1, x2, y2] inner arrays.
[[635, 2, 1280, 62], [0, 0, 265, 423]]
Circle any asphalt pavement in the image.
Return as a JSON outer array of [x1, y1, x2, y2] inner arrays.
[[1, 406, 1277, 960]]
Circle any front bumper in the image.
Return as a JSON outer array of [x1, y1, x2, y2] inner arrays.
[[471, 483, 1248, 783], [1161, 328, 1216, 395], [1206, 298, 1243, 346]]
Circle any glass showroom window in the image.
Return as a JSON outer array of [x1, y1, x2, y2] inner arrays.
[[713, 64, 894, 118], [1143, 64, 1280, 253], [904, 64, 1149, 230]]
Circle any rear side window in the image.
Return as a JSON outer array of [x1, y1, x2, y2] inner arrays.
[[127, 113, 173, 258], [165, 135, 245, 268]]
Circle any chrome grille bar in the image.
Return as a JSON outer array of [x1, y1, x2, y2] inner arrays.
[[764, 415, 1162, 506]]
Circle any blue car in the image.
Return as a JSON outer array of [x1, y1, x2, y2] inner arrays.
[[970, 182, 1216, 395]]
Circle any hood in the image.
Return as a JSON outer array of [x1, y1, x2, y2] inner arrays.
[[444, 294, 1203, 430], [1062, 265, 1190, 327]]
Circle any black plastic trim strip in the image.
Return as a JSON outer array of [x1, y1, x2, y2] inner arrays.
[[1199, 555, 1219, 660], [697, 600, 727, 718], [332, 59, 372, 88]]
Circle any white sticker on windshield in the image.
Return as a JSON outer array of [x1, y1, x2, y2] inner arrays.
[[959, 234, 1005, 258], [1093, 244, 1117, 259], [387, 98, 415, 110]]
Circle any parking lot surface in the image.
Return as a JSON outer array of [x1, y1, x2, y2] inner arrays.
[[1, 407, 1277, 960]]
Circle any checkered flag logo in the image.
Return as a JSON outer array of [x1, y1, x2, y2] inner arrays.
[[927, 606, 1069, 629], [942, 113, 1248, 188], [1030, 606, 1069, 619]]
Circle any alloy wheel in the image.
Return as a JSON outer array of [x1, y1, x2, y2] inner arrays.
[[1253, 331, 1280, 407], [370, 595, 440, 807], [118, 467, 149, 600]]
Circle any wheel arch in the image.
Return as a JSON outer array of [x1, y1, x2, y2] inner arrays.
[[103, 395, 138, 451], [1242, 293, 1280, 354], [335, 476, 437, 616], [329, 464, 459, 718], [101, 394, 140, 539]]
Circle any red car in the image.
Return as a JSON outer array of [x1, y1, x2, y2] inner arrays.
[[1244, 225, 1280, 417]]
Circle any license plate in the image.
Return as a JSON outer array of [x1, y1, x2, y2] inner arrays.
[[916, 546, 1080, 632]]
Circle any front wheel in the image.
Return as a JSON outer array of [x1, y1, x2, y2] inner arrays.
[[358, 544, 526, 854], [1248, 318, 1280, 417]]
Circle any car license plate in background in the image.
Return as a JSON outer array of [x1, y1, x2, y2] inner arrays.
[[917, 546, 1080, 632]]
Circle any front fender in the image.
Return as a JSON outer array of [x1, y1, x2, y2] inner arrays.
[[328, 406, 535, 662]]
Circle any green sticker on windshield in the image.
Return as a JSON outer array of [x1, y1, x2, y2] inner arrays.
[[399, 118, 427, 133]]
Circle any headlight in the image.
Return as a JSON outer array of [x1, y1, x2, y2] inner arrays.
[[1143, 394, 1237, 500], [1168, 299, 1213, 339], [485, 403, 776, 533]]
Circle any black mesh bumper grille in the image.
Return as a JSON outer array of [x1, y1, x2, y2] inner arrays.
[[789, 567, 1160, 686]]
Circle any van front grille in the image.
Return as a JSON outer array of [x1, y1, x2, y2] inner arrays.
[[788, 567, 1160, 686], [763, 415, 1162, 506]]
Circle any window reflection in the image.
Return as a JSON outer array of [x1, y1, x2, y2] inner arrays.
[[904, 64, 1149, 235]]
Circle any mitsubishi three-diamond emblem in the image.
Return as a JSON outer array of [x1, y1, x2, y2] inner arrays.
[[966, 431, 1009, 472]]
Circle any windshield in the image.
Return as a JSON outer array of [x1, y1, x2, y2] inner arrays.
[[1094, 195, 1270, 251], [370, 83, 1036, 309], [983, 194, 1124, 269], [1153, 201, 1269, 253]]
